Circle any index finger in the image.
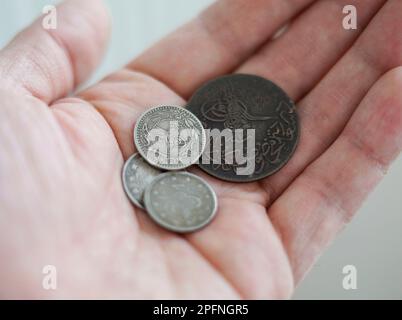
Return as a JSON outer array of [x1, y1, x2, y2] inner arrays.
[[129, 0, 316, 98]]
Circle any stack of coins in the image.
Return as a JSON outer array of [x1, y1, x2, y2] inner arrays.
[[123, 74, 299, 233], [123, 105, 217, 233]]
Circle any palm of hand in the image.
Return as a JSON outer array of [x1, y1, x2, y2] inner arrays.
[[1, 0, 402, 299]]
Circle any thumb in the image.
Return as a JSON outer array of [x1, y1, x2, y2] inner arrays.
[[0, 0, 110, 104]]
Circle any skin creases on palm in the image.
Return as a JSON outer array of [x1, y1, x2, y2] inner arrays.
[[0, 0, 402, 299]]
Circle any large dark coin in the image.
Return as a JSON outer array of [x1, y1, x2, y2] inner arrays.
[[187, 74, 299, 182]]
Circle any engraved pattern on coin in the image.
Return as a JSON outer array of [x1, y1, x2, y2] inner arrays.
[[122, 153, 162, 208], [134, 106, 206, 170], [143, 172, 217, 233], [187, 74, 299, 182]]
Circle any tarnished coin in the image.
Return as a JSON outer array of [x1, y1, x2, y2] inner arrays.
[[134, 106, 206, 171], [143, 172, 217, 233], [187, 74, 299, 182], [122, 153, 162, 209]]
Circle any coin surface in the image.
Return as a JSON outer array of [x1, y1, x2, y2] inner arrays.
[[122, 153, 162, 209], [187, 74, 299, 182], [134, 105, 206, 170], [144, 172, 217, 233]]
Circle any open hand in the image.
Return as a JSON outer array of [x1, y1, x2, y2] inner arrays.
[[0, 0, 401, 299]]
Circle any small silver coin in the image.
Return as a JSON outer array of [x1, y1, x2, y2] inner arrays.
[[122, 153, 162, 209], [134, 105, 206, 171], [144, 172, 218, 233]]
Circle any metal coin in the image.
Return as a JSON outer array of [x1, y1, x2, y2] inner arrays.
[[134, 105, 206, 171], [122, 153, 162, 209], [187, 74, 299, 182], [143, 172, 217, 233]]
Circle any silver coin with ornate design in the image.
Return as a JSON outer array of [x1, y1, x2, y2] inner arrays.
[[143, 172, 217, 233], [122, 153, 162, 209], [134, 106, 206, 171]]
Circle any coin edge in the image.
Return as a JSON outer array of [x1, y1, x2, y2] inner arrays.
[[122, 153, 152, 209]]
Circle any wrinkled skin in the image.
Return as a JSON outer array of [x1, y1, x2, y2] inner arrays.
[[0, 0, 401, 299]]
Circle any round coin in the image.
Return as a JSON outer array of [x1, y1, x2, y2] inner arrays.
[[122, 153, 162, 209], [134, 106, 206, 170], [187, 74, 299, 182], [143, 172, 217, 233]]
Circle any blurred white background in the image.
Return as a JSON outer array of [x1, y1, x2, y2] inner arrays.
[[0, 0, 401, 299]]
